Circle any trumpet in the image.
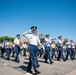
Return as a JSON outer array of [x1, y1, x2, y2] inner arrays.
[[6, 42, 12, 47]]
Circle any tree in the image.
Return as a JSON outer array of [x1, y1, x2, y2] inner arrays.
[[0, 36, 15, 43], [39, 33, 45, 43], [63, 38, 68, 46], [74, 43, 76, 52]]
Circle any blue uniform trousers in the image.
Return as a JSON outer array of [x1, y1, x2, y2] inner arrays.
[[57, 46, 66, 61], [23, 48, 26, 56], [1, 48, 5, 58], [27, 44, 38, 71], [66, 48, 71, 60], [15, 45, 20, 61], [12, 47, 15, 57], [6, 48, 11, 59], [70, 48, 75, 60], [45, 46, 52, 63], [52, 48, 56, 58]]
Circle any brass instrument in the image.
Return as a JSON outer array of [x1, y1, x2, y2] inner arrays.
[[5, 42, 12, 47], [19, 40, 22, 47]]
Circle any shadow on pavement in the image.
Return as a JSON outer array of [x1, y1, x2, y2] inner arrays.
[[14, 65, 36, 75], [24, 57, 29, 60], [23, 61, 29, 65]]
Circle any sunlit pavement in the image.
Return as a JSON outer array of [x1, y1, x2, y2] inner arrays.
[[0, 55, 76, 75]]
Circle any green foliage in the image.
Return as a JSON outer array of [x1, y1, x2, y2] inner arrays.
[[40, 38, 44, 43], [0, 36, 15, 43], [39, 33, 44, 43], [63, 38, 68, 46], [74, 43, 76, 51]]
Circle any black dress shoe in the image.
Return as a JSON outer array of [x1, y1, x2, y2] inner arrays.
[[37, 64, 40, 68], [66, 58, 68, 60], [12, 55, 15, 57], [26, 69, 32, 73], [7, 58, 10, 60], [35, 70, 41, 74], [57, 59, 61, 61], [17, 59, 20, 63], [63, 59, 66, 62], [1, 56, 3, 58], [50, 61, 54, 64], [45, 61, 48, 63]]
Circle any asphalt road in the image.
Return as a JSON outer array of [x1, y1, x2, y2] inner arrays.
[[0, 55, 76, 75]]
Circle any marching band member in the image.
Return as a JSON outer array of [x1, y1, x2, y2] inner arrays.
[[1, 43, 5, 58], [12, 43, 15, 57], [22, 42, 28, 56], [63, 46, 67, 59], [22, 26, 43, 74], [57, 36, 66, 61], [44, 34, 54, 64], [5, 40, 12, 60], [70, 40, 75, 60], [51, 41, 56, 58], [0, 43, 3, 58], [66, 40, 71, 60], [14, 34, 21, 63], [38, 45, 44, 58]]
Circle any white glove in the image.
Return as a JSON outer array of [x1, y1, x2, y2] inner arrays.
[[24, 29, 32, 34], [26, 29, 32, 33], [22, 29, 32, 36]]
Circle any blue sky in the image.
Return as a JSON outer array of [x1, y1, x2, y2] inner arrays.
[[0, 0, 76, 41]]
